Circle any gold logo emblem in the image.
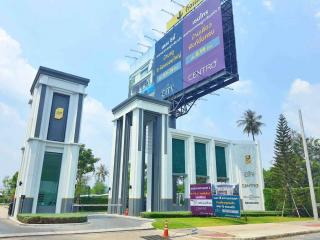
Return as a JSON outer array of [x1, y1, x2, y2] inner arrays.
[[245, 155, 252, 165], [54, 108, 64, 120]]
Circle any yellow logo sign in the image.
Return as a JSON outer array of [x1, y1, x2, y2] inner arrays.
[[245, 155, 252, 165], [54, 108, 64, 120], [166, 0, 204, 31]]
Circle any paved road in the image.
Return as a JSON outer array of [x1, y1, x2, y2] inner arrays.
[[0, 214, 152, 236], [0, 230, 174, 240], [278, 232, 320, 239]]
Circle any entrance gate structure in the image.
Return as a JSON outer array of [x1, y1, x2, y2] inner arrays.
[[108, 94, 172, 216], [13, 67, 89, 216]]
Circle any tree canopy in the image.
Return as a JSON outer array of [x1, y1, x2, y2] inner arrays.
[[237, 109, 264, 141]]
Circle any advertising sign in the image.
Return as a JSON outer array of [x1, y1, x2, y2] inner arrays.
[[154, 22, 183, 99], [212, 183, 239, 196], [182, 0, 225, 88], [190, 184, 213, 216], [212, 195, 241, 218], [166, 0, 204, 31]]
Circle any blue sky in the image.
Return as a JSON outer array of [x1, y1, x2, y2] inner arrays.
[[0, 0, 320, 187]]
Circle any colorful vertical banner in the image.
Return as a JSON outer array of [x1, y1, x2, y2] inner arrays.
[[154, 21, 184, 99], [190, 183, 213, 216], [212, 195, 241, 218], [183, 0, 225, 88]]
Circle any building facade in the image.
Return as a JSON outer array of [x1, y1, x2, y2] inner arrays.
[[13, 67, 89, 216], [108, 95, 265, 216]]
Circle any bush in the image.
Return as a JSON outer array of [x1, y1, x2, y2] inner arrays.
[[141, 211, 281, 218], [141, 211, 192, 218], [264, 187, 320, 217], [241, 211, 282, 217], [75, 195, 108, 212], [17, 213, 87, 224]]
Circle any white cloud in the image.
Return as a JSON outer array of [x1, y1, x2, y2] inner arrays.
[[262, 0, 273, 11], [0, 28, 36, 101], [115, 59, 131, 73], [232, 80, 253, 95], [81, 97, 113, 181], [315, 11, 320, 28], [0, 102, 26, 185], [178, 103, 218, 136], [284, 79, 320, 137], [0, 28, 114, 187], [121, 0, 182, 42], [315, 11, 320, 18]]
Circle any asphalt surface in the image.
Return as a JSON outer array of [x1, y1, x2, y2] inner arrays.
[[0, 214, 152, 235], [278, 232, 320, 239]]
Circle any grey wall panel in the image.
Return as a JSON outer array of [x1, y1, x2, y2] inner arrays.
[[129, 198, 144, 216], [74, 94, 83, 143], [120, 112, 132, 214], [47, 93, 70, 142], [138, 109, 143, 151], [61, 198, 74, 213], [34, 85, 47, 138], [18, 197, 33, 214]]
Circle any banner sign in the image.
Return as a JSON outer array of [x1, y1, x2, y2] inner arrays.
[[166, 0, 204, 31], [154, 22, 183, 99], [152, 0, 226, 100], [190, 183, 213, 216], [212, 183, 239, 196], [212, 195, 241, 218], [182, 0, 225, 89]]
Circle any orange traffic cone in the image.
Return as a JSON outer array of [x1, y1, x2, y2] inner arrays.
[[163, 220, 169, 238]]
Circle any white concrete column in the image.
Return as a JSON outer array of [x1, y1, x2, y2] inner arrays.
[[161, 115, 171, 200], [207, 139, 217, 184], [118, 114, 126, 201], [185, 136, 196, 198], [129, 109, 143, 199]]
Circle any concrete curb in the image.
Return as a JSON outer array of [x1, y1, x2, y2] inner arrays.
[[190, 229, 320, 240], [239, 229, 320, 240], [0, 222, 154, 239]]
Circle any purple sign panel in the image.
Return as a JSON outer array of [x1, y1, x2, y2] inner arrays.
[[183, 0, 225, 88], [190, 183, 213, 216]]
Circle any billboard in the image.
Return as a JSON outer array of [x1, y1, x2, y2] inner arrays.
[[190, 184, 213, 216], [128, 0, 238, 110]]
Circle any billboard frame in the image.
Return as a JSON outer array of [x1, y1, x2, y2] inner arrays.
[[167, 0, 239, 118]]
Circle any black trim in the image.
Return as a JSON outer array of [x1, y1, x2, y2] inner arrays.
[[31, 66, 90, 94], [74, 94, 84, 143], [112, 94, 171, 114], [34, 85, 47, 138]]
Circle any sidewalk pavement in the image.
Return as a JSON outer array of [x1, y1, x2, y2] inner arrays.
[[0, 205, 8, 219], [168, 221, 320, 239]]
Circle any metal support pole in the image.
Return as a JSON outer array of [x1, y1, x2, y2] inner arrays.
[[299, 109, 318, 220]]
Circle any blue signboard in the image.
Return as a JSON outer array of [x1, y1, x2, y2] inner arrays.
[[212, 195, 241, 218], [154, 21, 183, 99]]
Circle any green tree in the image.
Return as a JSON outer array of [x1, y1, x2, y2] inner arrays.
[[76, 145, 100, 197], [95, 164, 109, 183], [91, 181, 107, 194], [291, 131, 320, 187], [237, 109, 264, 141], [2, 172, 18, 202]]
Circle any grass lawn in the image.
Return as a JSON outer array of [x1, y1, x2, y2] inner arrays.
[[152, 216, 312, 229]]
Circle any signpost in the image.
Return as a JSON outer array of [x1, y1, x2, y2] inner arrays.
[[212, 195, 241, 218], [190, 184, 213, 216]]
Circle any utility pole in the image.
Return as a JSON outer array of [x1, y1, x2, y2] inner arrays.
[[299, 109, 319, 220]]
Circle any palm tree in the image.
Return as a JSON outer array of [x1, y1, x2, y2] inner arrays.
[[95, 164, 109, 183], [237, 109, 265, 141]]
